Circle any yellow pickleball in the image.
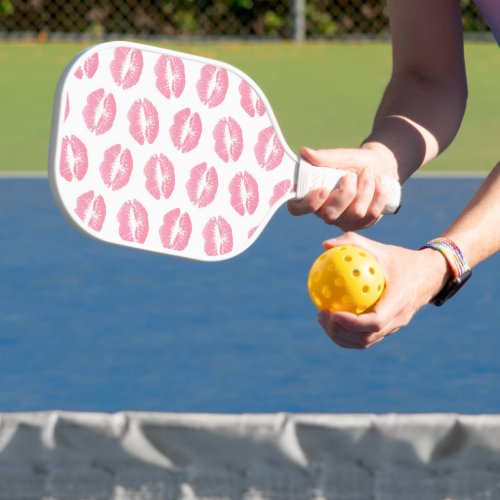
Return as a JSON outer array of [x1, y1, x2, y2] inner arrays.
[[308, 245, 385, 314]]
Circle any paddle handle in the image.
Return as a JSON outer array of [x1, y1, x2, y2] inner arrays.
[[295, 159, 401, 214]]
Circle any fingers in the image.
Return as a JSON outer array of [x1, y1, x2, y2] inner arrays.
[[288, 147, 387, 230], [318, 310, 397, 349], [287, 187, 330, 216]]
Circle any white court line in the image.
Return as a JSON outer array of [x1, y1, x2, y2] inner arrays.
[[414, 170, 487, 178], [0, 171, 48, 178]]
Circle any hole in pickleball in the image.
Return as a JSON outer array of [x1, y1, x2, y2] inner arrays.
[[313, 294, 322, 307], [362, 285, 369, 293], [344, 256, 352, 262], [342, 295, 351, 304], [352, 269, 360, 277], [378, 284, 382, 291], [322, 286, 332, 298], [313, 271, 321, 282], [359, 251, 366, 257], [334, 277, 344, 286], [369, 267, 375, 275]]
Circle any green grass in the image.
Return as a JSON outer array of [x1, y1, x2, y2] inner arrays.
[[0, 40, 497, 172]]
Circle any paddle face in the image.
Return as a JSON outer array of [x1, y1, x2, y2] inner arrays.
[[49, 41, 298, 261]]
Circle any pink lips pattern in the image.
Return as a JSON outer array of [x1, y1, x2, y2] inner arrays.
[[83, 89, 116, 135], [117, 200, 149, 244], [239, 81, 265, 117], [160, 208, 192, 251], [154, 55, 186, 99], [61, 46, 297, 259], [144, 154, 175, 201], [110, 47, 143, 89], [128, 98, 159, 145], [170, 108, 202, 153], [64, 93, 70, 121], [99, 144, 133, 191], [213, 117, 243, 163], [74, 52, 99, 79], [254, 126, 284, 171], [60, 135, 88, 182], [75, 191, 106, 232], [229, 172, 259, 216], [269, 179, 291, 206], [186, 163, 218, 208], [196, 64, 229, 108], [203, 217, 233, 257]]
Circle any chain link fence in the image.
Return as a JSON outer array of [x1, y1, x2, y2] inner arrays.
[[0, 0, 491, 40]]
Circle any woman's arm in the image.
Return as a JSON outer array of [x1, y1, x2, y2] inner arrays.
[[288, 0, 468, 228], [364, 0, 468, 181]]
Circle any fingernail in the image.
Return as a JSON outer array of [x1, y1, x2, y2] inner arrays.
[[319, 188, 330, 200]]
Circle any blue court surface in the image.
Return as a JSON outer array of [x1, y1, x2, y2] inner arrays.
[[0, 176, 498, 413]]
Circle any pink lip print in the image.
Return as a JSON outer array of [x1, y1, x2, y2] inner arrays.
[[99, 144, 133, 191], [239, 81, 266, 118], [229, 172, 259, 216], [60, 135, 88, 182], [110, 47, 143, 89], [269, 180, 292, 206], [170, 108, 202, 153], [254, 126, 284, 171], [248, 226, 259, 239], [128, 98, 159, 145], [186, 163, 218, 208], [117, 200, 149, 244], [74, 52, 99, 79], [196, 64, 229, 108], [83, 89, 116, 136], [64, 93, 70, 121], [159, 208, 192, 251], [213, 117, 243, 163], [154, 55, 186, 99], [74, 191, 106, 232], [144, 154, 175, 200], [203, 216, 233, 257]]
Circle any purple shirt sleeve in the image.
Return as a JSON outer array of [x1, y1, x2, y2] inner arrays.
[[473, 0, 500, 44]]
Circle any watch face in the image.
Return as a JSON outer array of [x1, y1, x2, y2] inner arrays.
[[432, 269, 472, 306]]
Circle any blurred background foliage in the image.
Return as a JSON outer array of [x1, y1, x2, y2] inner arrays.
[[0, 0, 490, 39]]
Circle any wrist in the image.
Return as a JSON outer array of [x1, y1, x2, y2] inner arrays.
[[420, 238, 472, 306], [360, 141, 399, 179], [418, 248, 452, 303]]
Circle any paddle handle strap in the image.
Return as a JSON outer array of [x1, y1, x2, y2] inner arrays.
[[295, 159, 402, 214]]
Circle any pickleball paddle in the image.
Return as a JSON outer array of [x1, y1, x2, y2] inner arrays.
[[48, 41, 401, 261]]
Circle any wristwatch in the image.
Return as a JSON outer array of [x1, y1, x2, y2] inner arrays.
[[421, 238, 472, 306]]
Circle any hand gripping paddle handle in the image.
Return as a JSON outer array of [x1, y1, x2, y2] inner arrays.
[[295, 159, 402, 214]]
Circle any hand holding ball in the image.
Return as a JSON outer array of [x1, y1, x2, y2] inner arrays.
[[308, 245, 385, 314]]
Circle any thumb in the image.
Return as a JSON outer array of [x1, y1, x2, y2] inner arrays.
[[322, 231, 371, 250]]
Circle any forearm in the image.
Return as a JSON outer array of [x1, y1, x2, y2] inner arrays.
[[361, 0, 467, 182], [441, 162, 500, 267], [363, 73, 467, 182]]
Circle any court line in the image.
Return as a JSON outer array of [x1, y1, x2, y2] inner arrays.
[[0, 171, 48, 178], [415, 170, 487, 178]]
